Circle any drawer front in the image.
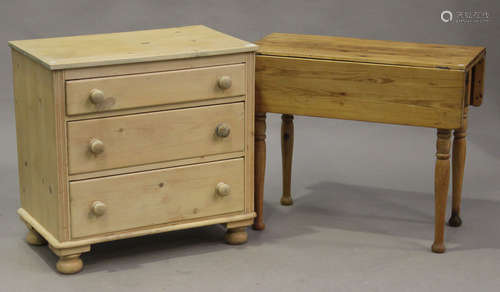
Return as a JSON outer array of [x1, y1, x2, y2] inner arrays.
[[66, 63, 245, 115], [70, 159, 245, 238], [67, 103, 244, 174]]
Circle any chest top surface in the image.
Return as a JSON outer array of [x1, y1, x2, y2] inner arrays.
[[8, 25, 257, 70], [257, 33, 484, 70]]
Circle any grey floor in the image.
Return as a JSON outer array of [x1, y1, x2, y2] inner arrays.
[[1, 93, 499, 291]]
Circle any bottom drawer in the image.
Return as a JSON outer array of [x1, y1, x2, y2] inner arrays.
[[70, 158, 245, 238]]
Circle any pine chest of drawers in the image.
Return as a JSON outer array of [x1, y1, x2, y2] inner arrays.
[[9, 25, 258, 274]]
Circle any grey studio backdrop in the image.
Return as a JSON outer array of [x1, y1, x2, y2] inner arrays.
[[0, 1, 499, 291]]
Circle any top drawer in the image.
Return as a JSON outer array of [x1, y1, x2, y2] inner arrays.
[[66, 63, 245, 115]]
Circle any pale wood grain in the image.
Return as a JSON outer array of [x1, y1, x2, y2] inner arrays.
[[55, 255, 83, 274], [69, 152, 244, 181], [12, 50, 62, 240], [9, 25, 257, 70], [244, 53, 256, 214], [257, 33, 484, 70], [226, 218, 254, 229], [19, 208, 255, 249], [66, 64, 245, 115], [49, 245, 91, 257], [256, 55, 466, 129], [70, 159, 245, 238], [67, 103, 245, 174], [49, 245, 90, 274], [13, 27, 256, 272], [225, 227, 248, 245], [52, 70, 71, 241], [64, 53, 246, 80], [65, 96, 245, 121]]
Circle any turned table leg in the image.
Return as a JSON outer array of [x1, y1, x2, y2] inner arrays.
[[449, 107, 468, 227], [432, 129, 452, 253], [281, 114, 294, 206], [253, 112, 266, 230]]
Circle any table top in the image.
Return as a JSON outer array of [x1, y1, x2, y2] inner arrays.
[[257, 33, 485, 70], [9, 25, 257, 70]]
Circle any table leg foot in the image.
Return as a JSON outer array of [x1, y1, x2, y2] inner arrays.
[[252, 221, 266, 231], [448, 213, 462, 227], [431, 242, 446, 254], [280, 196, 293, 206]]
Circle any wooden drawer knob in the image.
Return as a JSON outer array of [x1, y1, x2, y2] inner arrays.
[[215, 123, 231, 138], [216, 182, 231, 196], [91, 201, 106, 216], [89, 89, 105, 105], [217, 76, 232, 90], [89, 138, 104, 154]]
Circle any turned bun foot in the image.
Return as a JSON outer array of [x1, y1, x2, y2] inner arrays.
[[56, 255, 83, 274], [225, 227, 248, 245], [448, 214, 462, 227], [431, 242, 446, 254], [26, 228, 47, 246], [280, 196, 293, 206]]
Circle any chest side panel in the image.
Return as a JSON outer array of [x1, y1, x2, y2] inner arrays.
[[12, 50, 63, 239]]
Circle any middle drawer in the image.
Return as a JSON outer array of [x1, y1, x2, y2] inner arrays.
[[67, 103, 245, 174]]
